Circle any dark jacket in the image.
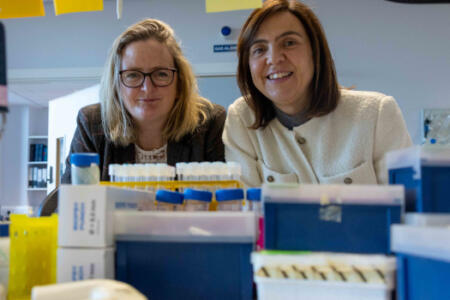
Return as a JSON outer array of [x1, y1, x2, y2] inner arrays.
[[61, 102, 226, 183]]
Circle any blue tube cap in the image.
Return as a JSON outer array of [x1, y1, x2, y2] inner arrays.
[[71, 153, 100, 167], [156, 190, 184, 204], [246, 188, 261, 202], [215, 188, 244, 202], [184, 188, 212, 202]]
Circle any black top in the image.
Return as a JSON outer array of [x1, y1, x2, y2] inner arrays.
[[61, 102, 226, 183]]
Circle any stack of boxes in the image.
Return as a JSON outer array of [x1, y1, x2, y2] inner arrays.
[[388, 146, 450, 300], [57, 185, 154, 282], [254, 183, 404, 300]]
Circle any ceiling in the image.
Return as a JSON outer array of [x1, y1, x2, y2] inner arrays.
[[8, 79, 99, 107]]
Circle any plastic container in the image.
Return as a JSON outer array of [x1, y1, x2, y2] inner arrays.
[[184, 188, 212, 211], [114, 211, 257, 300], [387, 145, 450, 212], [216, 188, 244, 211], [252, 251, 395, 300], [391, 220, 450, 300], [71, 153, 100, 185], [263, 184, 404, 254], [8, 214, 58, 300], [156, 190, 184, 211], [246, 188, 262, 212]]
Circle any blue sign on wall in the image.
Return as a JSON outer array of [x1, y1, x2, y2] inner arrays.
[[213, 44, 237, 53]]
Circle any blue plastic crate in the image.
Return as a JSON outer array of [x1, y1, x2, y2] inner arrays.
[[116, 240, 253, 300], [392, 221, 450, 300], [263, 184, 403, 254], [114, 211, 257, 300], [387, 146, 450, 212]]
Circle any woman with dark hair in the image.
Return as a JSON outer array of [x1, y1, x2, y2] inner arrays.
[[223, 0, 412, 187]]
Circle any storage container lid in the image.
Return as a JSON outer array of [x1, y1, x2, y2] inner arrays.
[[114, 211, 257, 242], [391, 224, 450, 262], [215, 188, 244, 201], [386, 146, 450, 179], [262, 184, 403, 206], [405, 213, 450, 227], [247, 188, 261, 202], [70, 153, 99, 167], [184, 188, 212, 202], [156, 190, 184, 204]]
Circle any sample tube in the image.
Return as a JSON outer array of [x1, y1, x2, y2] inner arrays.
[[215, 188, 244, 211], [184, 188, 212, 211], [156, 190, 184, 211], [70, 153, 100, 185]]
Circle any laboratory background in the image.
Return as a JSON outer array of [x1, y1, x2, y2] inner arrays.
[[0, 0, 450, 299]]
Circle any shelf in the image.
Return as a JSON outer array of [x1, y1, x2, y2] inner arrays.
[[29, 135, 48, 140], [27, 188, 47, 191], [28, 161, 48, 165]]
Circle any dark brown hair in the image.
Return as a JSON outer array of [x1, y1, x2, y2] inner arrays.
[[237, 0, 339, 129]]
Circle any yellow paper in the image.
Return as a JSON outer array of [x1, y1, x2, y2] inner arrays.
[[206, 0, 262, 13], [0, 0, 45, 19], [54, 0, 103, 16]]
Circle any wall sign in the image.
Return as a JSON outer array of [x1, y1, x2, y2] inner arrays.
[[213, 44, 237, 53]]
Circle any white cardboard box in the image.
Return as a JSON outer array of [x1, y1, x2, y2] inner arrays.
[[58, 185, 154, 247], [57, 247, 114, 283]]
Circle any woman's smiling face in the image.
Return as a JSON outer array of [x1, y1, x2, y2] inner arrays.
[[249, 11, 314, 115]]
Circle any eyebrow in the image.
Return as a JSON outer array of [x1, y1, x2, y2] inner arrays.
[[250, 31, 304, 46]]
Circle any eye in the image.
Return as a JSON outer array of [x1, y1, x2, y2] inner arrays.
[[154, 70, 170, 79], [124, 71, 141, 80], [283, 39, 297, 47], [250, 45, 266, 56]]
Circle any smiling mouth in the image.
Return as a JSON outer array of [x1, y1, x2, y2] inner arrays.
[[267, 72, 293, 80]]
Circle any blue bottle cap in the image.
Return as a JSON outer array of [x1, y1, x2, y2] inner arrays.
[[215, 188, 244, 202], [246, 188, 261, 202], [156, 190, 184, 204], [71, 153, 100, 167], [184, 188, 212, 202]]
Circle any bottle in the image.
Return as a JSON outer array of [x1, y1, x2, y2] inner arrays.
[[156, 190, 184, 211], [70, 153, 100, 185], [215, 188, 244, 211], [184, 188, 212, 211], [247, 188, 264, 250]]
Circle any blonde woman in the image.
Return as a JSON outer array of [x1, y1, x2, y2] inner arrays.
[[62, 19, 225, 182]]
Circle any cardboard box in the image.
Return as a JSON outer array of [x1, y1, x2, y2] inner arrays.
[[57, 247, 114, 283], [58, 185, 154, 247]]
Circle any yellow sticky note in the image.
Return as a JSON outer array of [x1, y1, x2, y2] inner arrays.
[[206, 0, 262, 13], [54, 0, 103, 16], [0, 0, 45, 19]]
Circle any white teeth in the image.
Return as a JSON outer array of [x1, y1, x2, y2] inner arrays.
[[268, 72, 291, 80]]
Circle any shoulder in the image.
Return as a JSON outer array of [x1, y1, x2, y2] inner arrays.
[[197, 99, 226, 126], [227, 97, 255, 127], [78, 103, 102, 122], [337, 89, 396, 118]]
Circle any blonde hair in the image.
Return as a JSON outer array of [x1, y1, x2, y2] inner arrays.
[[100, 19, 211, 146]]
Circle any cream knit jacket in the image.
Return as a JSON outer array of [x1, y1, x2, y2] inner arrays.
[[223, 89, 412, 187]]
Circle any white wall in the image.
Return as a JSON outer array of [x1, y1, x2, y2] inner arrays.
[[0, 106, 28, 207]]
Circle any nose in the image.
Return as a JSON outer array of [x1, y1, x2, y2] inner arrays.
[[267, 46, 285, 65], [140, 75, 155, 92]]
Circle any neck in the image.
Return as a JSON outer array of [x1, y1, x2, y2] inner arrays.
[[135, 121, 165, 150]]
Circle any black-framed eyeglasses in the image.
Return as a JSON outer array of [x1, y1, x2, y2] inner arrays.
[[119, 68, 177, 88]]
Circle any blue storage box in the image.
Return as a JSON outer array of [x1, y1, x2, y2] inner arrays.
[[387, 146, 450, 212], [391, 216, 450, 300], [263, 184, 404, 254], [0, 222, 8, 237], [114, 211, 257, 300]]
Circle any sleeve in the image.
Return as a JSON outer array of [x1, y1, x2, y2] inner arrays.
[[222, 103, 262, 187], [373, 96, 413, 184], [60, 109, 100, 184], [204, 105, 227, 162]]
